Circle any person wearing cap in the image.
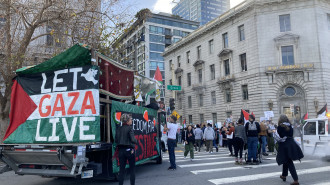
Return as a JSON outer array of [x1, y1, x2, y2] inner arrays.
[[164, 115, 179, 170], [115, 113, 137, 185]]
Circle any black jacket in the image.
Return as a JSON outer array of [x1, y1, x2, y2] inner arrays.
[[276, 123, 304, 165], [182, 129, 195, 144], [245, 121, 261, 137], [115, 125, 137, 148]]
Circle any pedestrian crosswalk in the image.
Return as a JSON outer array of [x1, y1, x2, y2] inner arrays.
[[163, 147, 330, 185]]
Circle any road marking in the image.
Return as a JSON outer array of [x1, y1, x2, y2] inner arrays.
[[208, 166, 330, 185], [176, 156, 233, 162], [311, 182, 330, 185], [163, 153, 232, 159], [179, 161, 234, 168], [191, 160, 314, 174]]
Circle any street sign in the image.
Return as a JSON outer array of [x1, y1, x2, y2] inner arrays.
[[167, 85, 181, 91], [171, 110, 181, 120]]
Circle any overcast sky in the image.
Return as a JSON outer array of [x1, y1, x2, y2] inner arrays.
[[128, 0, 245, 14]]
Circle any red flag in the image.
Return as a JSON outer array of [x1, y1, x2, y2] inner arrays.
[[153, 66, 163, 84], [303, 113, 308, 120], [251, 112, 255, 117], [240, 109, 250, 123]]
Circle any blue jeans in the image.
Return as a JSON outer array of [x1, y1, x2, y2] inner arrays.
[[247, 137, 258, 161], [167, 139, 176, 169], [260, 136, 267, 153]]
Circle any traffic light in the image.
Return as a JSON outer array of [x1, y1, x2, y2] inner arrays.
[[169, 98, 175, 111], [294, 106, 300, 115]]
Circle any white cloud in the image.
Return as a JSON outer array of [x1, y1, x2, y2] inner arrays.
[[230, 0, 244, 8], [152, 0, 176, 13]]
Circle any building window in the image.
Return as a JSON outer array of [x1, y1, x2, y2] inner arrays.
[[188, 115, 193, 124], [188, 96, 192, 108], [209, 39, 214, 54], [225, 89, 231, 103], [242, 85, 248, 100], [178, 94, 182, 109], [199, 94, 203, 107], [186, 51, 190, 63], [187, 73, 191, 86], [198, 69, 202, 83], [238, 25, 245, 41], [169, 79, 172, 85], [169, 60, 172, 70], [285, 86, 296, 96], [281, 46, 294, 65], [210, 64, 215, 80], [212, 113, 217, 124], [211, 91, 216, 105], [178, 76, 182, 86], [240, 53, 247, 71], [177, 56, 181, 67], [224, 59, 230, 76], [200, 114, 204, 124], [226, 111, 232, 119], [197, 45, 201, 59], [223, 32, 228, 48], [327, 14, 330, 30], [279, 14, 291, 32]]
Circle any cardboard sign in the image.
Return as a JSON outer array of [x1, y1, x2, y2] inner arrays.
[[264, 111, 274, 119]]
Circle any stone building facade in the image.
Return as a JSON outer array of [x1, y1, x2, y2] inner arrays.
[[163, 0, 330, 125]]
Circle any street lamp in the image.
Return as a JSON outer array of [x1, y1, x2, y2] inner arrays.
[[314, 97, 319, 113], [268, 99, 273, 110]]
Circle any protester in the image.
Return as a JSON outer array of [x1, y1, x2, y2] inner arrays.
[[203, 123, 215, 153], [221, 127, 228, 147], [267, 121, 276, 155], [183, 125, 195, 161], [194, 124, 203, 152], [227, 122, 235, 156], [115, 114, 138, 185], [276, 115, 304, 185], [234, 118, 247, 164], [213, 126, 219, 152], [245, 114, 261, 165], [164, 115, 179, 170], [259, 121, 269, 156]]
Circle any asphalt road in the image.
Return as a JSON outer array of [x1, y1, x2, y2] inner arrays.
[[1, 144, 330, 185]]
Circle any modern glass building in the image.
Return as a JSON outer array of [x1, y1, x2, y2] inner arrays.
[[112, 11, 199, 102], [172, 0, 230, 25]]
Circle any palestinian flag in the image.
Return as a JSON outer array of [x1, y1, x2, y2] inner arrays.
[[301, 113, 308, 124], [240, 109, 250, 124], [3, 65, 100, 144], [153, 66, 163, 102], [317, 103, 327, 118]]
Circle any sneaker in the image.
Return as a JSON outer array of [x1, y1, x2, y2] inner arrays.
[[245, 160, 252, 165], [252, 160, 259, 165], [239, 158, 243, 165], [216, 148, 218, 152], [184, 156, 186, 159], [210, 151, 213, 154], [262, 153, 269, 156], [190, 158, 193, 161], [167, 167, 176, 170]]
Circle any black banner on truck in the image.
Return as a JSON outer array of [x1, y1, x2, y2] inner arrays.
[[111, 101, 159, 173]]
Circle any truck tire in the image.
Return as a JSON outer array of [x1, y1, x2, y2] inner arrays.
[[156, 150, 162, 164]]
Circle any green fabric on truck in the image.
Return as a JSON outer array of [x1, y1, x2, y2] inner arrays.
[[16, 44, 91, 75]]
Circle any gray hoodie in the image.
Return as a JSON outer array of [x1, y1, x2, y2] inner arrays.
[[203, 127, 215, 140], [194, 128, 203, 140]]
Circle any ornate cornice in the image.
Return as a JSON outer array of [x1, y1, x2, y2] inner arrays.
[[193, 59, 205, 67], [218, 49, 233, 57], [175, 67, 183, 74]]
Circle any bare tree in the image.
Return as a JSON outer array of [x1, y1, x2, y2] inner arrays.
[[0, 0, 135, 139]]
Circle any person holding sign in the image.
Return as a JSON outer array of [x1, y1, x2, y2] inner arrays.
[[115, 114, 137, 185]]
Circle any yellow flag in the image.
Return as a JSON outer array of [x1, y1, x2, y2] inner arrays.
[[171, 110, 181, 120]]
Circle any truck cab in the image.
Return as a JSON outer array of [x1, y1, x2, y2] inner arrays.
[[302, 117, 330, 150]]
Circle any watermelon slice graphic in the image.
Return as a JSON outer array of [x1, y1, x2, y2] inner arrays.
[[143, 110, 148, 122], [115, 112, 122, 124]]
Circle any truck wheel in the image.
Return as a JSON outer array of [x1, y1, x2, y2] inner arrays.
[[156, 150, 162, 164]]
